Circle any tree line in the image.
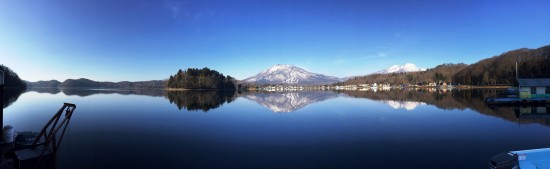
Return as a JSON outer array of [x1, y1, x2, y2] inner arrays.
[[1, 65, 27, 109], [453, 45, 550, 85], [166, 67, 236, 89], [27, 79, 165, 88], [342, 63, 468, 86], [342, 45, 550, 86], [0, 65, 27, 89]]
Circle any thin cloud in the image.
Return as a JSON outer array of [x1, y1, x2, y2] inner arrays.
[[169, 4, 179, 18], [393, 32, 418, 45], [164, 0, 189, 19], [359, 52, 389, 60], [164, 1, 214, 22], [333, 59, 347, 65], [332, 51, 389, 65]]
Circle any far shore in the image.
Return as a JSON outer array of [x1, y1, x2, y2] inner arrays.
[[164, 88, 192, 91], [412, 85, 512, 89], [24, 86, 514, 91], [164, 88, 237, 91], [452, 85, 512, 89]]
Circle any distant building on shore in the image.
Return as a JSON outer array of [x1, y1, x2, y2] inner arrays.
[[517, 78, 550, 99]]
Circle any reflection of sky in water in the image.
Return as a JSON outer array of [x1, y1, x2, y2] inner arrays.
[[3, 90, 550, 169]]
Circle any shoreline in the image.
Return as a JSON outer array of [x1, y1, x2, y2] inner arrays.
[[23, 86, 514, 91], [164, 88, 237, 91], [164, 88, 192, 91], [453, 85, 512, 89]]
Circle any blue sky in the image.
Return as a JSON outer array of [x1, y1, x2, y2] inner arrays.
[[1, 0, 549, 82]]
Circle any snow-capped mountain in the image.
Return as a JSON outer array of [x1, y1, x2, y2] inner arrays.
[[374, 63, 426, 74], [242, 64, 342, 85]]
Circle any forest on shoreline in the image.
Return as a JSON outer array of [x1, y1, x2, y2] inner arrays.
[[342, 45, 550, 86]]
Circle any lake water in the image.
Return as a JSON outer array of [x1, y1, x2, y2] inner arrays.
[[3, 88, 550, 169]]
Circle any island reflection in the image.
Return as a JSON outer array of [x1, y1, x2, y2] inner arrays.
[[165, 90, 236, 112]]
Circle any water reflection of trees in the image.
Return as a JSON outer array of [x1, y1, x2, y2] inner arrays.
[[61, 88, 165, 97], [15, 87, 550, 126], [27, 87, 61, 94], [3, 88, 26, 109], [26, 88, 238, 112], [165, 90, 236, 112], [339, 89, 550, 126], [27, 88, 165, 97]]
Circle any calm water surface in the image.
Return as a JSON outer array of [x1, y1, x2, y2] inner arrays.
[[3, 88, 550, 169]]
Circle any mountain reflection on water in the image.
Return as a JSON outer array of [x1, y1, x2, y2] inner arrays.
[[16, 88, 550, 126], [240, 91, 341, 112], [339, 89, 550, 126], [380, 100, 425, 110]]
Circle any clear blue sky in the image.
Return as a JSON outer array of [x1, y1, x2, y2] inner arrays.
[[1, 0, 549, 82]]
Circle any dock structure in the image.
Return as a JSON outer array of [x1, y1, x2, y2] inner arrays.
[[486, 78, 550, 105], [0, 103, 77, 169], [518, 78, 550, 100]]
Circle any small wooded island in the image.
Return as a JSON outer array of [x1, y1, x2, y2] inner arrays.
[[167, 68, 236, 90]]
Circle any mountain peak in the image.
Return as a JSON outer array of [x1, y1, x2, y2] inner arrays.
[[273, 64, 293, 67], [265, 64, 297, 72], [374, 63, 425, 74], [243, 64, 342, 85]]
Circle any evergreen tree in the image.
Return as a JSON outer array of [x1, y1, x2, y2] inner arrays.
[[167, 67, 236, 89]]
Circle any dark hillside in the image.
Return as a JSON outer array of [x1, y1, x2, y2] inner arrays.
[[453, 45, 550, 85]]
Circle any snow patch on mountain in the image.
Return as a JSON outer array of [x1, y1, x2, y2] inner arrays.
[[374, 63, 426, 74], [243, 64, 342, 85]]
